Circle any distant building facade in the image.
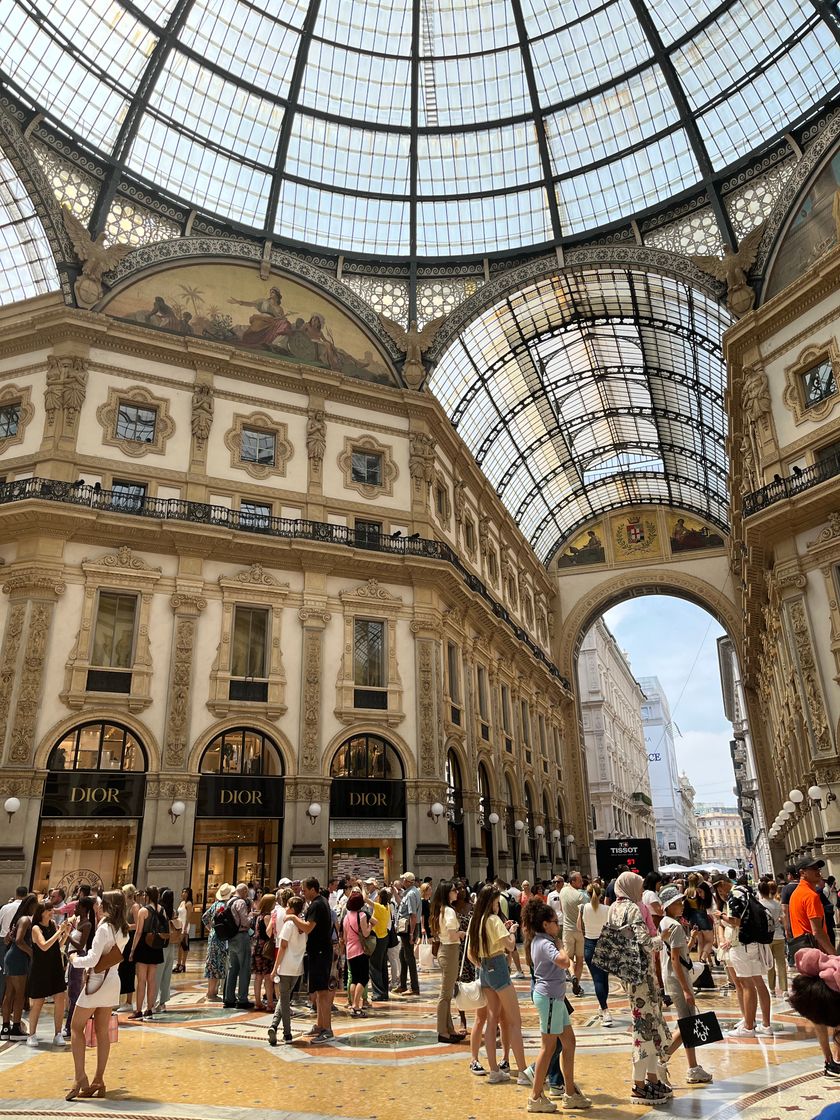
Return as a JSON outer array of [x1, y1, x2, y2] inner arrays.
[[639, 676, 693, 864], [578, 619, 656, 854], [695, 805, 751, 868], [679, 772, 703, 864]]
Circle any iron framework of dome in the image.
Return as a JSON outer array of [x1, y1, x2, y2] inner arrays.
[[1, 0, 839, 265]]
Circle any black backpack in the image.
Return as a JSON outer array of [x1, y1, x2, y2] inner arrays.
[[505, 891, 522, 933], [143, 906, 170, 950], [213, 900, 239, 941], [738, 890, 773, 945]]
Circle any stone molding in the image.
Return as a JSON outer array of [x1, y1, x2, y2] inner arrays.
[[337, 433, 398, 500], [223, 410, 293, 480], [0, 382, 35, 456], [96, 383, 175, 458], [782, 337, 840, 426]]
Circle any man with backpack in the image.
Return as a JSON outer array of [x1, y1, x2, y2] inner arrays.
[[218, 883, 254, 1009], [715, 873, 774, 1037]]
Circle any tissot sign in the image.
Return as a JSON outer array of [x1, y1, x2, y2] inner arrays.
[[595, 838, 655, 880]]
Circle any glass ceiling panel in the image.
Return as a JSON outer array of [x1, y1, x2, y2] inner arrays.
[[0, 0, 837, 261], [0, 147, 60, 305], [429, 269, 731, 562]]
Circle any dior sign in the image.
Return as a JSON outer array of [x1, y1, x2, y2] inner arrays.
[[330, 779, 406, 819], [196, 775, 285, 818], [43, 773, 146, 819]]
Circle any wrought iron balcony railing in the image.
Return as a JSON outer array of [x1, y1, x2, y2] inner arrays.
[[742, 450, 840, 517], [0, 476, 569, 689]]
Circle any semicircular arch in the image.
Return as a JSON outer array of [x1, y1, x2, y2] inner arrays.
[[35, 710, 161, 773], [187, 717, 295, 778], [321, 725, 415, 782]]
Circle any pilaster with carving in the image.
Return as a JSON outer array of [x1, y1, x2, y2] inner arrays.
[[163, 592, 207, 770], [1, 565, 65, 766], [408, 431, 436, 504], [785, 595, 834, 760], [411, 614, 444, 777], [43, 353, 87, 448], [298, 606, 331, 773]]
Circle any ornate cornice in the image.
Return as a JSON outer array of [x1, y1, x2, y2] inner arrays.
[[2, 566, 65, 597]]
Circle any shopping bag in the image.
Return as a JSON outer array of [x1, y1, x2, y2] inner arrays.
[[676, 1010, 723, 1048], [85, 1012, 119, 1048], [418, 938, 435, 971]]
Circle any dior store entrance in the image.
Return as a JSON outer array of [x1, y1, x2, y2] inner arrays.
[[34, 721, 146, 896], [328, 734, 406, 883], [189, 728, 284, 916]]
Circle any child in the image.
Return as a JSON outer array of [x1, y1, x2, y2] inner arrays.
[[658, 886, 713, 1085], [526, 900, 591, 1112]]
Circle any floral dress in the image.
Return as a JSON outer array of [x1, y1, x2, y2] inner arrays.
[[456, 905, 475, 983], [202, 901, 229, 980], [251, 914, 274, 975], [607, 899, 671, 1078]]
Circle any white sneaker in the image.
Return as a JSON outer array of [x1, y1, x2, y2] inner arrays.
[[52, 1033, 66, 1047], [601, 1010, 613, 1027], [26, 1035, 38, 1048], [754, 1023, 774, 1036], [511, 971, 525, 979], [686, 1066, 713, 1083], [527, 1095, 558, 1113], [727, 1024, 756, 1037], [562, 1091, 592, 1110], [487, 1070, 511, 1084]]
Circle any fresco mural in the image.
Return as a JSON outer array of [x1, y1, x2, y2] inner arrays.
[[103, 264, 397, 385], [557, 524, 606, 568], [765, 152, 840, 300], [610, 511, 661, 561], [667, 513, 725, 553]]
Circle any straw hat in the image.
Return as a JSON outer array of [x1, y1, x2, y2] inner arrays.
[[215, 883, 234, 902]]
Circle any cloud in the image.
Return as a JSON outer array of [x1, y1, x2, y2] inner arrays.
[[675, 729, 738, 806]]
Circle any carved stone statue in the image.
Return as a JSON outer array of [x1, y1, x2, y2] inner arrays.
[[377, 314, 447, 390], [62, 361, 88, 425], [44, 364, 63, 426], [191, 383, 214, 446], [739, 433, 757, 494], [408, 432, 436, 490], [61, 206, 132, 308], [690, 223, 765, 318], [306, 408, 326, 466], [453, 478, 467, 523], [741, 366, 772, 424]]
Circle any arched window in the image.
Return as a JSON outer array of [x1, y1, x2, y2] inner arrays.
[[477, 763, 492, 827], [200, 728, 283, 776], [331, 734, 403, 780], [446, 749, 463, 820], [48, 722, 146, 772]]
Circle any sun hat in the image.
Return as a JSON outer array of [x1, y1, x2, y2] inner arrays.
[[660, 885, 685, 908], [215, 883, 234, 902]]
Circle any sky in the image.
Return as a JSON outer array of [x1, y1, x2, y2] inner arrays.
[[602, 595, 737, 807]]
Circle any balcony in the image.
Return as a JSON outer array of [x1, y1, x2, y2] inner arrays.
[[742, 449, 840, 517], [632, 791, 653, 807], [0, 476, 570, 690]]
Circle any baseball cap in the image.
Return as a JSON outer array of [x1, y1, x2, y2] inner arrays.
[[364, 877, 378, 885], [796, 857, 825, 872], [401, 871, 416, 882], [277, 877, 292, 886], [659, 885, 685, 907]]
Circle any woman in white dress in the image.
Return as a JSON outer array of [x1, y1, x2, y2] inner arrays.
[[67, 890, 130, 1100]]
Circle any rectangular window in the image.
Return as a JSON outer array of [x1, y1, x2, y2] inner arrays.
[[116, 402, 157, 443], [487, 550, 498, 582], [539, 714, 547, 755], [231, 606, 268, 679], [477, 666, 488, 720], [802, 358, 837, 407], [464, 517, 476, 553], [521, 700, 531, 746], [501, 685, 511, 733], [435, 484, 447, 517], [241, 427, 276, 466], [354, 518, 382, 545], [447, 642, 461, 704], [351, 450, 382, 486], [91, 591, 137, 671], [0, 402, 20, 438], [816, 439, 840, 465], [354, 618, 386, 708], [240, 501, 272, 529], [111, 478, 147, 512]]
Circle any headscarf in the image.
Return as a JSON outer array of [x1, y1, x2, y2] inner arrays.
[[796, 948, 840, 994], [615, 872, 644, 904]]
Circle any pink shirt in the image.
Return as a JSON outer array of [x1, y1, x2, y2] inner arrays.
[[343, 909, 369, 959]]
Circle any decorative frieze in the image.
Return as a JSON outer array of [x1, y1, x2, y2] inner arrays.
[[9, 600, 56, 764], [163, 592, 207, 770], [298, 606, 331, 774], [786, 597, 833, 758]]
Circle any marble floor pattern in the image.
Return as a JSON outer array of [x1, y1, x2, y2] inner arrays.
[[0, 962, 832, 1120]]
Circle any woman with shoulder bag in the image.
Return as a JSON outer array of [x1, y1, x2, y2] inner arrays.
[[67, 890, 130, 1100], [605, 873, 671, 1105], [202, 884, 232, 1001], [64, 896, 96, 1038], [341, 890, 372, 1017], [117, 884, 139, 1012], [431, 880, 465, 1044], [154, 889, 181, 1013], [369, 887, 392, 1001], [0, 892, 37, 1040], [128, 885, 165, 1020]]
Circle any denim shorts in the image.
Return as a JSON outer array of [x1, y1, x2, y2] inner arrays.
[[479, 953, 511, 991]]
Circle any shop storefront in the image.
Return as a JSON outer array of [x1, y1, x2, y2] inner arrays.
[[446, 749, 465, 877], [329, 734, 405, 882], [190, 728, 284, 915], [34, 721, 146, 895]]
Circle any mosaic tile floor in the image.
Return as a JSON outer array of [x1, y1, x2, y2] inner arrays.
[[0, 962, 831, 1120]]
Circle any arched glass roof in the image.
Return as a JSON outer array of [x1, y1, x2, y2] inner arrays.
[[0, 147, 59, 305], [1, 0, 838, 261], [428, 269, 731, 563]]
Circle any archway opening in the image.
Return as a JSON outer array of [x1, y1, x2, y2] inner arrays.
[[576, 593, 762, 878], [446, 748, 466, 879], [329, 733, 406, 883]]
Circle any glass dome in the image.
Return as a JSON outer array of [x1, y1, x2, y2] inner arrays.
[[1, 0, 837, 261]]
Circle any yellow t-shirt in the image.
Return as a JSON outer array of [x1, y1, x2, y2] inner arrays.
[[371, 902, 390, 939], [482, 913, 511, 958]]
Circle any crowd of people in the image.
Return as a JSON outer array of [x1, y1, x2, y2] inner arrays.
[[1, 855, 839, 1110]]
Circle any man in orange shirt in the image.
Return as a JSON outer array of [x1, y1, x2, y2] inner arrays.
[[789, 858, 834, 956]]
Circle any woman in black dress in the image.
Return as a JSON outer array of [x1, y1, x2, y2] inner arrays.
[[27, 899, 70, 1047], [128, 885, 165, 1019]]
